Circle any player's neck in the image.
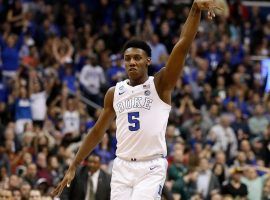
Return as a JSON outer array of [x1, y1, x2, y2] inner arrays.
[[128, 75, 149, 86]]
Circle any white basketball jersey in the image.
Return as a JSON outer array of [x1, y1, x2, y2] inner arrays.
[[113, 76, 171, 159]]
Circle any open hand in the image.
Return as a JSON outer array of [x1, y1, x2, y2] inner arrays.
[[51, 165, 76, 197], [195, 0, 223, 19]]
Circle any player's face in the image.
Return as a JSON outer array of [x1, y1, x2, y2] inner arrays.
[[124, 48, 151, 81]]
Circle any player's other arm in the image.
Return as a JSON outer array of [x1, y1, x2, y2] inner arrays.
[[52, 87, 116, 197], [69, 87, 115, 167], [155, 1, 201, 91]]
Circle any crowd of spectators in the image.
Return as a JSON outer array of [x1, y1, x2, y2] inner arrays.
[[0, 0, 270, 199]]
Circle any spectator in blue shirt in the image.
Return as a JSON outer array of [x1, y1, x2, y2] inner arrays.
[[0, 31, 24, 81], [106, 54, 126, 87]]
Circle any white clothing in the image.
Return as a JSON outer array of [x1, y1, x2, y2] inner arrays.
[[111, 157, 167, 200], [79, 64, 106, 95], [209, 124, 238, 158], [63, 110, 80, 134], [15, 119, 32, 135], [197, 170, 211, 198], [113, 76, 171, 160], [85, 170, 100, 200], [91, 169, 100, 193], [30, 91, 47, 120]]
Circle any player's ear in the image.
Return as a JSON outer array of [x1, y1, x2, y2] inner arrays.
[[147, 57, 151, 66]]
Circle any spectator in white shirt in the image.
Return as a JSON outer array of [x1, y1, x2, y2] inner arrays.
[[209, 115, 238, 160], [29, 70, 47, 129], [196, 158, 220, 200], [79, 54, 106, 106], [61, 86, 80, 140]]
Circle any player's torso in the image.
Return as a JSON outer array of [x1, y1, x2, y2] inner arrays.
[[113, 76, 171, 159]]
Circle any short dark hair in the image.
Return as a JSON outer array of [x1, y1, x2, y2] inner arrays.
[[86, 152, 101, 161], [122, 39, 152, 57]]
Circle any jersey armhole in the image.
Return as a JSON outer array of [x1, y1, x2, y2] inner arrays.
[[151, 76, 171, 109], [113, 83, 120, 111]]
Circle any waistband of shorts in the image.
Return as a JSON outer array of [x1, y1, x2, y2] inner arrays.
[[117, 154, 166, 162]]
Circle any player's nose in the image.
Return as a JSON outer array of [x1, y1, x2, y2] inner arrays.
[[129, 57, 136, 65]]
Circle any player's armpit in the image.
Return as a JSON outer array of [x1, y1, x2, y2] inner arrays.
[[92, 87, 116, 134]]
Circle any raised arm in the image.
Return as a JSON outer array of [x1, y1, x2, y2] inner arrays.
[[52, 87, 116, 197], [155, 0, 219, 92]]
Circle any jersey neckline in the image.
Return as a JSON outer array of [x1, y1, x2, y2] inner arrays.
[[124, 76, 152, 88]]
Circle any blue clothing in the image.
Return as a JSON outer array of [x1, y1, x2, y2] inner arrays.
[[205, 51, 222, 70], [94, 146, 115, 165], [106, 65, 126, 86], [229, 45, 245, 67], [182, 67, 198, 85], [63, 75, 77, 93], [110, 135, 117, 153], [15, 98, 32, 120], [223, 97, 249, 116], [231, 121, 250, 135], [0, 33, 24, 72], [0, 82, 8, 102], [75, 56, 88, 72], [85, 120, 95, 131]]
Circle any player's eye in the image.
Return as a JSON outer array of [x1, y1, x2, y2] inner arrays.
[[124, 57, 131, 61], [134, 55, 141, 61]]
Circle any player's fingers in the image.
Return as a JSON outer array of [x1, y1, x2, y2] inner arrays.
[[57, 181, 68, 197], [56, 183, 66, 197], [53, 181, 66, 195], [52, 179, 68, 197], [207, 11, 212, 20], [51, 183, 62, 197], [211, 4, 224, 11], [211, 9, 216, 18], [209, 8, 216, 19]]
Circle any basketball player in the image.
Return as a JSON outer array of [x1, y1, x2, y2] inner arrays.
[[52, 0, 221, 199]]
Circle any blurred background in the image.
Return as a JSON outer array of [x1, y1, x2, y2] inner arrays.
[[0, 0, 270, 199]]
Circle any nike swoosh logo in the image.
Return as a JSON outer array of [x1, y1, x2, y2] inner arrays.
[[150, 166, 158, 170], [119, 91, 125, 95]]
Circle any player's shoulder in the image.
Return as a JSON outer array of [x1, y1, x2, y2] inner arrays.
[[106, 86, 115, 96], [104, 86, 115, 108]]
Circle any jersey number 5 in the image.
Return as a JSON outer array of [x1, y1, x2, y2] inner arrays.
[[128, 112, 140, 131]]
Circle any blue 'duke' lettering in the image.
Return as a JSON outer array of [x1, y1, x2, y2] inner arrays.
[[128, 112, 140, 131]]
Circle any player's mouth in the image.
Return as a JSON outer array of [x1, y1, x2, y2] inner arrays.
[[129, 68, 137, 72]]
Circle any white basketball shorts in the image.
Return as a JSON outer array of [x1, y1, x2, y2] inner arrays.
[[110, 157, 168, 200]]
